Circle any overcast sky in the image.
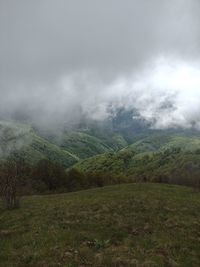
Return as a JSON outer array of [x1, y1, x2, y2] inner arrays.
[[1, 0, 200, 129]]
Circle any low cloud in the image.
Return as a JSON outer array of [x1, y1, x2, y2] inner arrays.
[[2, 56, 200, 131], [0, 121, 32, 158], [1, 1, 200, 131]]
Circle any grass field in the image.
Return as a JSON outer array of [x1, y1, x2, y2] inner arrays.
[[1, 183, 200, 267]]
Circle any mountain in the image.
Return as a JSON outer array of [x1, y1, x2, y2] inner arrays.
[[1, 109, 200, 170], [73, 133, 200, 186], [46, 130, 128, 159], [0, 121, 78, 167], [125, 133, 200, 154], [38, 109, 200, 160], [0, 118, 129, 167]]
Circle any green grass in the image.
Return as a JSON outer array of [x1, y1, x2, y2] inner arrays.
[[0, 183, 200, 266]]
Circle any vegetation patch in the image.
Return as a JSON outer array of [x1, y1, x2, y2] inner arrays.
[[0, 183, 200, 267]]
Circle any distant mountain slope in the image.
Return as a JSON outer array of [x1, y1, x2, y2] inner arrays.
[[50, 109, 200, 159], [55, 131, 127, 159], [128, 134, 200, 153], [0, 120, 128, 167], [73, 133, 200, 186], [0, 121, 78, 167], [1, 113, 200, 170]]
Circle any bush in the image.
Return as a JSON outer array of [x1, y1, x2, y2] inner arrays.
[[31, 159, 67, 192], [65, 169, 87, 191]]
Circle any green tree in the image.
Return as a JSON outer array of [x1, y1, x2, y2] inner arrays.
[[32, 159, 66, 191]]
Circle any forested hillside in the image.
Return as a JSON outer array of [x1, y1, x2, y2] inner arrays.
[[1, 119, 200, 190], [0, 121, 78, 167], [73, 134, 200, 187]]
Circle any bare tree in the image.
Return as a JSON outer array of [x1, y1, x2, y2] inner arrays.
[[0, 160, 20, 209]]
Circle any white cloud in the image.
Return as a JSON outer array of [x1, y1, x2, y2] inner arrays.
[[57, 56, 200, 130]]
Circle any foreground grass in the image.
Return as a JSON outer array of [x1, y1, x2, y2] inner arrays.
[[0, 183, 200, 267]]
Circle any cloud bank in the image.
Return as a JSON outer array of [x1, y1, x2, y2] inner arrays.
[[0, 0, 200, 130]]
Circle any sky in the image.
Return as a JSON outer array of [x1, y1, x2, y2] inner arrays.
[[1, 0, 200, 130]]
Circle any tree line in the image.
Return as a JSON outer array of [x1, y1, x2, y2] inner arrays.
[[0, 159, 128, 209], [1, 147, 200, 209]]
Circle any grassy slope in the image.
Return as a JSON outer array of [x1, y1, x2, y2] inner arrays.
[[0, 120, 129, 167], [74, 134, 200, 182], [0, 183, 200, 267], [50, 130, 128, 159], [18, 132, 79, 167], [0, 121, 78, 167]]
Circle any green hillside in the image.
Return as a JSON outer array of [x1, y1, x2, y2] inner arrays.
[[0, 121, 78, 167], [2, 120, 200, 178], [1, 183, 200, 267], [50, 130, 128, 159], [74, 134, 200, 186], [129, 134, 200, 153], [0, 120, 128, 167]]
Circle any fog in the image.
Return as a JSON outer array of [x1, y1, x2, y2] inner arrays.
[[0, 121, 32, 157], [1, 0, 200, 130]]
